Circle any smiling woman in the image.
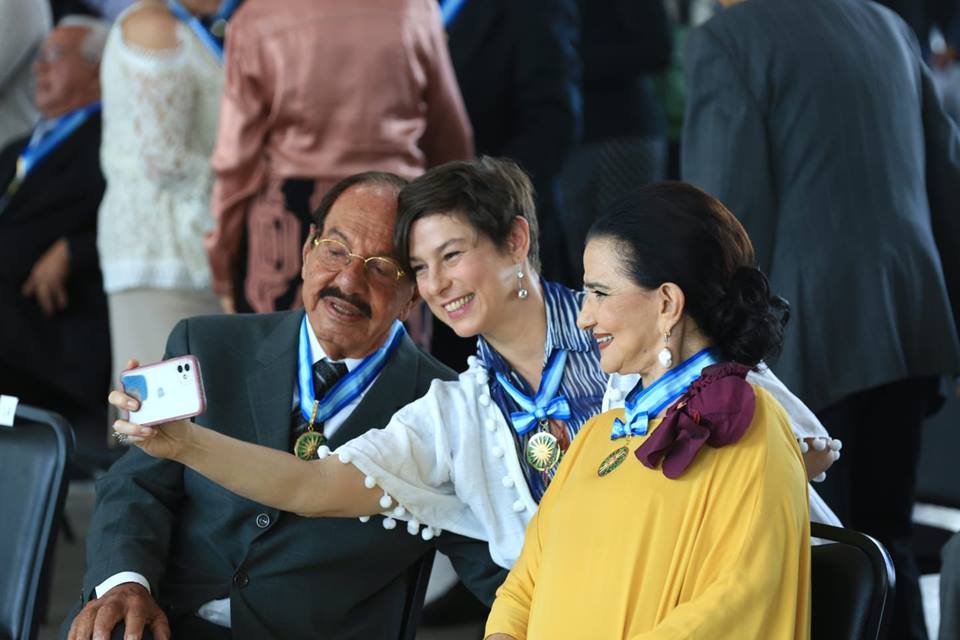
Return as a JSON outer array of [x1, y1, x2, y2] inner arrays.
[[487, 182, 808, 639]]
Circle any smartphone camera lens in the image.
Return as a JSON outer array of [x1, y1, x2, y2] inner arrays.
[[177, 365, 183, 373], [184, 363, 191, 372]]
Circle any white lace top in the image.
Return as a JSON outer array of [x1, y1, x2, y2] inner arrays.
[[97, 3, 222, 294]]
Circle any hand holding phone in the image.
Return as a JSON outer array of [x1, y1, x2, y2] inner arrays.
[[120, 356, 206, 426]]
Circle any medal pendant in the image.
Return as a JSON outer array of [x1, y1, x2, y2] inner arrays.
[[526, 431, 560, 472], [598, 446, 629, 477], [210, 18, 227, 38], [294, 431, 326, 460]]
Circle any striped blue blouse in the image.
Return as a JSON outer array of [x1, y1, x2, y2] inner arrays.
[[477, 279, 609, 502]]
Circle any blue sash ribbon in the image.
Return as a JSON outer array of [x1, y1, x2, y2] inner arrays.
[[439, 0, 468, 26], [167, 0, 239, 64], [298, 315, 406, 424], [6, 102, 101, 196], [496, 349, 572, 436], [611, 348, 719, 440]]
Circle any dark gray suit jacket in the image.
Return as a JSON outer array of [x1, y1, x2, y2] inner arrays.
[[80, 311, 504, 639], [682, 0, 960, 411]]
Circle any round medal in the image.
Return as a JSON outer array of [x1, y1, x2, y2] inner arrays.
[[598, 446, 629, 477], [294, 431, 327, 460], [526, 431, 560, 472], [210, 18, 228, 38]]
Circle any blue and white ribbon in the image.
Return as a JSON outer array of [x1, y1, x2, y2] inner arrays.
[[167, 0, 239, 64], [496, 349, 572, 436], [611, 348, 719, 440], [298, 315, 406, 424], [439, 0, 468, 26], [9, 102, 101, 191]]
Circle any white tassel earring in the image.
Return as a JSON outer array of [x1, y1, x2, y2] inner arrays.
[[657, 330, 673, 368], [517, 267, 528, 299]]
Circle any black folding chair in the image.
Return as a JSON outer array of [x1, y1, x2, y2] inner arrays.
[[399, 548, 436, 640], [811, 522, 896, 640], [0, 403, 74, 640]]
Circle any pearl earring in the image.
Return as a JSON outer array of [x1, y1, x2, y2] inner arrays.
[[657, 330, 673, 368], [517, 267, 528, 299]]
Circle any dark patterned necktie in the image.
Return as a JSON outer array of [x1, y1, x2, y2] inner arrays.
[[290, 359, 349, 448]]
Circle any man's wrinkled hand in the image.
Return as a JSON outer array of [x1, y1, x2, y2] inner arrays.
[[68, 582, 170, 640], [22, 238, 70, 316]]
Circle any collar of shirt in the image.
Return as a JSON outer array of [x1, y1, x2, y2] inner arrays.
[[304, 316, 362, 372], [291, 316, 372, 435], [477, 278, 594, 380]]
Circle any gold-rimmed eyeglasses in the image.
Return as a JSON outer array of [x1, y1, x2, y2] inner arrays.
[[310, 237, 406, 286]]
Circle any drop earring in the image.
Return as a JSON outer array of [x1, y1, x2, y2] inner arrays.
[[657, 330, 673, 368], [517, 267, 528, 299]]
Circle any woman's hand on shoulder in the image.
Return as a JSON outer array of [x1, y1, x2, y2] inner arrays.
[[121, 1, 180, 51]]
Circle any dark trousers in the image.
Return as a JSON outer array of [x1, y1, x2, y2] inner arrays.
[[815, 376, 939, 640]]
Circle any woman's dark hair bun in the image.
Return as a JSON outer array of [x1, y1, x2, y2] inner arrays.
[[706, 266, 790, 366]]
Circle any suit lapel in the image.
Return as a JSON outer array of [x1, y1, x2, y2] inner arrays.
[[246, 311, 301, 451], [327, 334, 421, 448]]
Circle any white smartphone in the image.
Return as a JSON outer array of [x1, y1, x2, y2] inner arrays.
[[120, 355, 207, 426]]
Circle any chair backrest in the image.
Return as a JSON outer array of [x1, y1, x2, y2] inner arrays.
[[398, 548, 436, 640], [0, 404, 74, 640], [810, 522, 896, 640]]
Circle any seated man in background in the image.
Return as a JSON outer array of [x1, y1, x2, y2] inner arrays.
[[65, 172, 504, 640], [0, 15, 111, 458]]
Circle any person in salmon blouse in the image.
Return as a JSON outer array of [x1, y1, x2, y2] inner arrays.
[[207, 0, 473, 315]]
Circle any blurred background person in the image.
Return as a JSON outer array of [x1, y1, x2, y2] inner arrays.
[[0, 0, 52, 148], [97, 0, 237, 402], [206, 0, 472, 318], [557, 0, 672, 265], [430, 0, 581, 374], [0, 16, 111, 462], [682, 0, 960, 637]]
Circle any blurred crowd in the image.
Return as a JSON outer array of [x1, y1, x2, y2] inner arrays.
[[1, 0, 959, 638]]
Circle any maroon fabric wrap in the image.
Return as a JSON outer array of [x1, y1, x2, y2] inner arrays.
[[634, 362, 756, 479]]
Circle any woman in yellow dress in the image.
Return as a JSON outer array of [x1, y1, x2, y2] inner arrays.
[[485, 182, 810, 639]]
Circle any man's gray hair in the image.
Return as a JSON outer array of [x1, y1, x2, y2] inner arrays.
[[58, 15, 111, 63]]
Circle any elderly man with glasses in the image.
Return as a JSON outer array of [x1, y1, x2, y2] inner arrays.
[[66, 171, 504, 640]]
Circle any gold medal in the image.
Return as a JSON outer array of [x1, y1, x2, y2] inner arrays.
[[293, 400, 324, 460], [526, 431, 560, 472], [6, 158, 25, 196], [294, 430, 326, 460], [210, 18, 227, 38], [598, 446, 629, 477]]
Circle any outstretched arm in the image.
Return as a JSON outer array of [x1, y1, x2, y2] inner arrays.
[[110, 390, 382, 518]]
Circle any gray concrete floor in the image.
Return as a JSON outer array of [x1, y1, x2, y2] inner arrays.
[[38, 481, 483, 640]]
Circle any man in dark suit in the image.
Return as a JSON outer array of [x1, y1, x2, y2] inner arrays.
[[65, 173, 505, 640], [0, 16, 110, 455], [682, 1, 960, 637]]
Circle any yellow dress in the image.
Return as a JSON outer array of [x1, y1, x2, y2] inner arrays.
[[485, 385, 811, 639]]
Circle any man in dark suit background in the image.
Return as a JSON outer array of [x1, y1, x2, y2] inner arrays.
[[0, 16, 111, 456], [430, 0, 582, 372], [682, 1, 960, 637], [65, 172, 504, 640]]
